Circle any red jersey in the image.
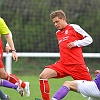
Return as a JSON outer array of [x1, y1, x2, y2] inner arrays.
[[56, 24, 93, 65]]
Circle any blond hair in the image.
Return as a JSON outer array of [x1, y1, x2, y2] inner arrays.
[[50, 10, 66, 20]]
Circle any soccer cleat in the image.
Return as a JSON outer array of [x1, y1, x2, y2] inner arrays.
[[24, 82, 30, 97], [4, 95, 10, 100], [16, 84, 24, 97], [35, 98, 42, 100], [18, 89, 24, 97]]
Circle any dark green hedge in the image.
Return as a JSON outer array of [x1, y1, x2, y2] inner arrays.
[[1, 0, 100, 53]]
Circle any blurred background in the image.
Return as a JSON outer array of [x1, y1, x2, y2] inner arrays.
[[0, 0, 100, 75]]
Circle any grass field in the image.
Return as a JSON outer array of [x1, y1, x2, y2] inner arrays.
[[0, 75, 89, 100]]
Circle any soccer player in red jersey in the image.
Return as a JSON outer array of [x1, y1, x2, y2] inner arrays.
[[0, 17, 30, 97], [39, 10, 93, 100]]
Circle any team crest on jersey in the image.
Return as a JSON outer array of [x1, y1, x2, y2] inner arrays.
[[65, 30, 68, 34]]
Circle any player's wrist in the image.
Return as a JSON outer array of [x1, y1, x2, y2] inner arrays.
[[11, 50, 16, 52]]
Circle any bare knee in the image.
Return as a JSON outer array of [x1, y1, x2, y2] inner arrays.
[[39, 73, 47, 79], [39, 68, 57, 79], [0, 72, 8, 79], [63, 81, 71, 90], [0, 68, 8, 79], [63, 81, 77, 92]]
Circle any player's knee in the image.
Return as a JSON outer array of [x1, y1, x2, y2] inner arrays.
[[64, 81, 77, 92], [63, 81, 70, 85], [0, 72, 7, 79], [39, 73, 47, 79], [63, 81, 71, 90]]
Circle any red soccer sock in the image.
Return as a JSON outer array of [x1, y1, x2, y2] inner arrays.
[[5, 73, 26, 88], [20, 81, 26, 88], [39, 79, 50, 100]]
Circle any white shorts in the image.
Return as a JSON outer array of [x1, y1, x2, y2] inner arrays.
[[77, 80, 100, 99]]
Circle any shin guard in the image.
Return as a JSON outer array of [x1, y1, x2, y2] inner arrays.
[[5, 74, 26, 88], [39, 79, 50, 100]]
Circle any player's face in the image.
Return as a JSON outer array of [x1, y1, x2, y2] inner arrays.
[[52, 17, 66, 30]]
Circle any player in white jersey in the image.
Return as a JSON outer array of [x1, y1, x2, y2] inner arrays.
[[51, 70, 100, 100]]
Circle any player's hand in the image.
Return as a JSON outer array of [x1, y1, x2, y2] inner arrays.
[[94, 70, 100, 76], [12, 51, 18, 62], [67, 42, 74, 49], [5, 46, 11, 54]]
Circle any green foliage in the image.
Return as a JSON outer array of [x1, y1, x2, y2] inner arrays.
[[1, 0, 100, 52], [9, 57, 99, 76], [11, 57, 59, 75]]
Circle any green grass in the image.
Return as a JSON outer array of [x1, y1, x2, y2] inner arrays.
[[1, 75, 88, 100]]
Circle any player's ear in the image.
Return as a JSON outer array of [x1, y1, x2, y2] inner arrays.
[[62, 18, 66, 21]]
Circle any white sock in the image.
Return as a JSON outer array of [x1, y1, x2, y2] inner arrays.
[[51, 97, 57, 100]]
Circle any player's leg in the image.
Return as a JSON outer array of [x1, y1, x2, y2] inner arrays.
[[0, 79, 24, 96], [0, 89, 10, 100], [0, 67, 30, 97], [6, 73, 30, 97], [51, 81, 78, 100], [0, 59, 20, 85], [0, 55, 30, 97], [39, 68, 57, 100]]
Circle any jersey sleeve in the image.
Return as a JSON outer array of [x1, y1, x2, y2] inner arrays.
[[70, 24, 93, 47], [0, 17, 10, 35]]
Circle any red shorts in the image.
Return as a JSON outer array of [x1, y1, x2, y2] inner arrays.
[[0, 39, 4, 68], [45, 61, 92, 81]]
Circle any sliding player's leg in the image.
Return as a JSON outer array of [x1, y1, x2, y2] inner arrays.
[[0, 79, 24, 96], [51, 85, 69, 100], [51, 81, 77, 100]]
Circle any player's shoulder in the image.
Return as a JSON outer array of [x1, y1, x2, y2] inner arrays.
[[55, 30, 60, 34], [0, 17, 4, 21], [69, 24, 81, 28], [0, 17, 5, 24], [69, 24, 83, 31]]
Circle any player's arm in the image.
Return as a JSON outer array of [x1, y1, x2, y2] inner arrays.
[[94, 70, 100, 76], [0, 17, 18, 62], [72, 24, 93, 47], [4, 34, 18, 62], [5, 31, 12, 53], [4, 34, 15, 50], [67, 42, 74, 49], [5, 46, 11, 54]]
